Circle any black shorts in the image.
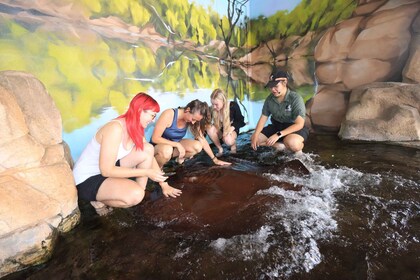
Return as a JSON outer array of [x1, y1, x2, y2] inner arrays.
[[261, 119, 309, 143], [76, 160, 123, 201]]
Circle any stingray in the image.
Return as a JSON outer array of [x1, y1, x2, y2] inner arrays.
[[137, 159, 310, 239]]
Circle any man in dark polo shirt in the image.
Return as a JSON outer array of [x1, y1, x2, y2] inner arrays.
[[250, 69, 309, 154]]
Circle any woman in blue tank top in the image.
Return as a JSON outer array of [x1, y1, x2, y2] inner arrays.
[[152, 99, 231, 168]]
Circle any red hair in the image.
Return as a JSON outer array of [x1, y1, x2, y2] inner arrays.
[[118, 93, 160, 150]]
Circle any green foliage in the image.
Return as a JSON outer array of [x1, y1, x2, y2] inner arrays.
[[82, 0, 221, 45], [294, 84, 315, 102], [129, 1, 152, 26], [134, 46, 157, 74], [185, 4, 219, 45], [1, 0, 344, 133], [247, 0, 356, 45]]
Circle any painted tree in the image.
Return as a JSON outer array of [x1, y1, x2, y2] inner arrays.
[[247, 0, 355, 46], [219, 0, 249, 59]]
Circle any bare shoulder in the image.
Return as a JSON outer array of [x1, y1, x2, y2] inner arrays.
[[105, 120, 124, 132], [157, 109, 175, 125], [161, 108, 175, 117], [96, 120, 124, 141]]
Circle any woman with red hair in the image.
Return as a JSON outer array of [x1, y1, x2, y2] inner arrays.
[[73, 93, 182, 215]]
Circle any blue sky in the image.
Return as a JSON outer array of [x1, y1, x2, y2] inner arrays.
[[249, 0, 301, 18], [192, 0, 301, 18]]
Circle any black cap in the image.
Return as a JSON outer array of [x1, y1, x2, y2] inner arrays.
[[265, 69, 288, 88]]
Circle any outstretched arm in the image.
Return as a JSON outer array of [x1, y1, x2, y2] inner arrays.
[[251, 114, 268, 150], [98, 121, 166, 182], [197, 134, 231, 166], [152, 157, 182, 198]]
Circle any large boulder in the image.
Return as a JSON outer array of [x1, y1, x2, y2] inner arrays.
[[0, 71, 79, 277], [403, 12, 420, 83], [306, 85, 350, 132], [339, 82, 420, 142], [311, 0, 420, 133]]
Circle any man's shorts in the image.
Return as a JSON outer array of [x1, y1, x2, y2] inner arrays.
[[261, 119, 309, 142]]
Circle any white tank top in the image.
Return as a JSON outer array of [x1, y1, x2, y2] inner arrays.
[[72, 121, 134, 185]]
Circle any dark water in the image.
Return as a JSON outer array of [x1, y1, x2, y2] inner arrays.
[[4, 134, 420, 280]]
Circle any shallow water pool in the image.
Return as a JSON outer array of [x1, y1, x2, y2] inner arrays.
[[4, 134, 419, 280]]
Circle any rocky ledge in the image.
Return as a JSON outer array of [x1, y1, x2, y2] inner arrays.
[[0, 71, 79, 278], [339, 82, 420, 145]]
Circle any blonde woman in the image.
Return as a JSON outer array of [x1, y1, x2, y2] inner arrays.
[[207, 88, 245, 156]]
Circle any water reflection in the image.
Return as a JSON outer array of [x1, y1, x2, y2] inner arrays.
[[0, 15, 316, 137]]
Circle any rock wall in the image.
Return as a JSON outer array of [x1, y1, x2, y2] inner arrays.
[[0, 71, 80, 277], [339, 82, 420, 142], [308, 0, 420, 133], [238, 31, 322, 88], [403, 11, 420, 83]]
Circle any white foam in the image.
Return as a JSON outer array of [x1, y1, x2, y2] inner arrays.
[[210, 225, 274, 261], [174, 247, 191, 259], [171, 152, 417, 278], [209, 157, 384, 277]]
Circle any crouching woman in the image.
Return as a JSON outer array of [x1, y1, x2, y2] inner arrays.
[[73, 93, 182, 215]]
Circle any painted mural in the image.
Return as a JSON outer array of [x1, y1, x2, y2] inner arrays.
[[0, 0, 355, 135], [1, 0, 420, 278]]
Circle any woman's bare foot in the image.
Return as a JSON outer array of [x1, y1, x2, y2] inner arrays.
[[90, 201, 113, 216], [216, 147, 223, 157], [230, 143, 237, 154]]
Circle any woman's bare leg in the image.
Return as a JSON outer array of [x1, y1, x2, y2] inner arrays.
[[96, 178, 145, 208], [207, 125, 223, 156], [179, 139, 203, 159], [223, 129, 238, 154], [154, 144, 174, 168], [120, 142, 154, 187], [154, 139, 202, 167], [94, 142, 154, 210]]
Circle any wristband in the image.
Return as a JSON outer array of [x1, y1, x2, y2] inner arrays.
[[276, 131, 282, 137], [211, 156, 216, 160]]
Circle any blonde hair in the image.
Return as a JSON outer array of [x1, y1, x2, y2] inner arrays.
[[210, 88, 230, 136]]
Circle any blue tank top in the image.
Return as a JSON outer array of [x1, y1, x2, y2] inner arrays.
[[162, 108, 188, 142]]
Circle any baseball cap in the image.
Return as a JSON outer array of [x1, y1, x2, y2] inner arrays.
[[265, 69, 289, 88]]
